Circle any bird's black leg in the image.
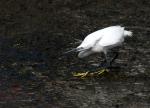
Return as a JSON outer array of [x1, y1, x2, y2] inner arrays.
[[109, 51, 119, 65], [99, 51, 110, 68], [104, 53, 111, 68], [102, 51, 119, 68]]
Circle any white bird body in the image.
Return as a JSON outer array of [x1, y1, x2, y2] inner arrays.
[[77, 26, 132, 58]]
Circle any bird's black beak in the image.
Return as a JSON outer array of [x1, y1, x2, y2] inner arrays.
[[63, 47, 85, 56], [63, 48, 77, 55]]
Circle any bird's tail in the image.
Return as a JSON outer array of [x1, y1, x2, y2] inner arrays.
[[124, 30, 133, 37]]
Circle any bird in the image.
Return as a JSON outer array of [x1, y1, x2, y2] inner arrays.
[[65, 25, 133, 68]]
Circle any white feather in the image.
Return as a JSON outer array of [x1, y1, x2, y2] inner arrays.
[[77, 26, 133, 58]]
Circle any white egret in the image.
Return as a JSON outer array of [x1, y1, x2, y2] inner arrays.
[[65, 26, 133, 67]]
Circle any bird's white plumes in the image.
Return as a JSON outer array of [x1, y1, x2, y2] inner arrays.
[[124, 30, 133, 37], [76, 26, 133, 58]]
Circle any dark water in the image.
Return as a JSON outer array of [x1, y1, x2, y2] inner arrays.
[[0, 0, 150, 108]]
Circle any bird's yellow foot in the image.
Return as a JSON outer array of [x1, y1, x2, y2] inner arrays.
[[72, 68, 109, 79], [73, 71, 89, 79], [96, 68, 109, 76]]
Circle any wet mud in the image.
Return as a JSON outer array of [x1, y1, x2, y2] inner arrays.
[[0, 0, 150, 108]]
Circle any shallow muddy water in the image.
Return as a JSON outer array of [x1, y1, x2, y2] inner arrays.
[[0, 0, 150, 108]]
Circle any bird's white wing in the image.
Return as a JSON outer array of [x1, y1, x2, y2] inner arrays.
[[98, 26, 125, 47], [77, 30, 103, 49], [77, 26, 125, 49]]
